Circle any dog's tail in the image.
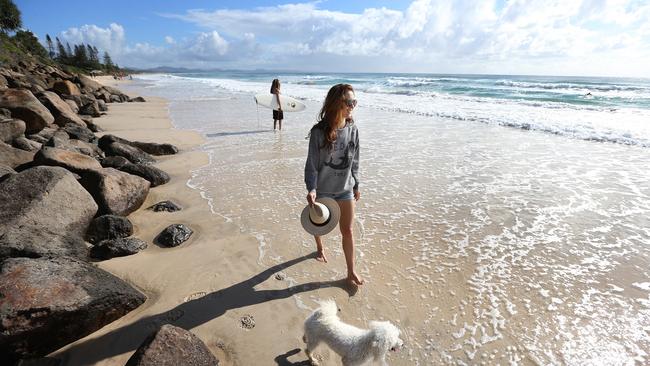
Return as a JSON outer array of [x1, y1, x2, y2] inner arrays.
[[315, 299, 338, 318]]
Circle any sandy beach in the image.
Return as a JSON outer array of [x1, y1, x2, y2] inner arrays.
[[52, 76, 356, 366]]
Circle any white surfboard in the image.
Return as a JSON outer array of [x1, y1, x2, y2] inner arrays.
[[254, 93, 306, 112]]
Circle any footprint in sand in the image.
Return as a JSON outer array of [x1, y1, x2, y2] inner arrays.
[[183, 291, 207, 302], [240, 314, 255, 330]]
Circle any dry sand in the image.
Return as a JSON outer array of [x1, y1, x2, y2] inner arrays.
[[53, 76, 353, 366]]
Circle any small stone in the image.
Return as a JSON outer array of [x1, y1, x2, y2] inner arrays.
[[148, 200, 182, 212], [240, 314, 255, 329], [155, 224, 193, 247]]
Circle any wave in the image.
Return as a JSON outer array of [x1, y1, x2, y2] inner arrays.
[[495, 80, 649, 92]]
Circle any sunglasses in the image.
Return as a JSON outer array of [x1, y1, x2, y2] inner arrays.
[[344, 98, 358, 108]]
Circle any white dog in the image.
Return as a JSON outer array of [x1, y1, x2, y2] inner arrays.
[[303, 300, 403, 366]]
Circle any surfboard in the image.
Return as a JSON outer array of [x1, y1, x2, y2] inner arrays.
[[254, 93, 306, 112]]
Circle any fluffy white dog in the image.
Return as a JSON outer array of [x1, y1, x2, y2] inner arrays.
[[303, 300, 403, 366]]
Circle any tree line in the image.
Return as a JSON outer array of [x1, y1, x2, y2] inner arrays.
[[1, 0, 120, 73]]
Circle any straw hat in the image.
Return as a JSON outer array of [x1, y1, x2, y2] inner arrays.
[[301, 197, 340, 236]]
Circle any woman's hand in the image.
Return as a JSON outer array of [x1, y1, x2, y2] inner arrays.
[[354, 190, 360, 201], [307, 191, 316, 206]]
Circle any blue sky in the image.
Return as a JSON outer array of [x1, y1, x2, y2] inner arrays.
[[15, 0, 650, 77]]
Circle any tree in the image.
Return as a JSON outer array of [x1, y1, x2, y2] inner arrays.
[[65, 42, 72, 59], [103, 51, 114, 71], [56, 37, 67, 62], [0, 0, 22, 33], [12, 30, 48, 58], [46, 34, 54, 58]]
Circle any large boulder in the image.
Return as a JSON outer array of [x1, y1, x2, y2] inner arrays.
[[62, 123, 95, 142], [37, 91, 86, 127], [11, 136, 41, 152], [98, 134, 178, 156], [52, 80, 80, 96], [76, 74, 103, 94], [78, 101, 101, 117], [102, 141, 155, 165], [79, 168, 150, 216], [102, 157, 170, 187], [0, 256, 146, 362], [125, 324, 218, 366], [0, 118, 26, 143], [0, 89, 54, 134], [0, 164, 15, 182], [85, 214, 133, 244], [0, 166, 97, 259], [0, 141, 35, 169], [34, 147, 102, 174]]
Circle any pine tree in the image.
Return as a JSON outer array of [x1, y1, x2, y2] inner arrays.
[[65, 42, 72, 59], [103, 51, 114, 71], [56, 37, 67, 62], [45, 34, 54, 58], [0, 0, 22, 33]]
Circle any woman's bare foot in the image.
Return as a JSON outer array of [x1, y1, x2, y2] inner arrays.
[[347, 272, 364, 286], [315, 250, 328, 263]]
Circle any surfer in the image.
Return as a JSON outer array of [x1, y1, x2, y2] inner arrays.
[[304, 84, 364, 286], [270, 79, 283, 131]]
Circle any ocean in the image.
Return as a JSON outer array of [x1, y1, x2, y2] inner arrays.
[[126, 71, 650, 365]]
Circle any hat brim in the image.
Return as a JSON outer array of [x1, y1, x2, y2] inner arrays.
[[301, 197, 340, 236]]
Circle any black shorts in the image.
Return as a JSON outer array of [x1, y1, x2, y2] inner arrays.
[[273, 109, 284, 120]]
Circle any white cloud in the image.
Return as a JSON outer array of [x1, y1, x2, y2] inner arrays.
[[58, 1, 650, 76]]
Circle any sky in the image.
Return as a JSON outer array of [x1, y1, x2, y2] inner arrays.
[[15, 0, 650, 77]]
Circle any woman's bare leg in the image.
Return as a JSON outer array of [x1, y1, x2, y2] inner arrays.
[[314, 235, 327, 262], [279, 120, 282, 131], [273, 119, 277, 130], [338, 199, 364, 285]]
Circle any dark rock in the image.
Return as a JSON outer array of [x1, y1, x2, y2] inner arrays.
[[0, 74, 7, 90], [90, 237, 147, 260], [86, 214, 133, 244], [34, 146, 102, 174], [0, 164, 15, 182], [148, 200, 182, 212], [0, 256, 146, 362], [0, 89, 54, 133], [0, 107, 11, 119], [100, 155, 129, 168], [102, 141, 155, 165], [15, 357, 61, 366], [12, 136, 41, 152], [97, 99, 108, 111], [125, 324, 218, 366], [63, 139, 104, 159], [63, 98, 79, 113], [37, 91, 86, 127], [0, 141, 35, 169], [129, 96, 146, 102], [79, 167, 150, 216], [0, 118, 26, 143], [0, 166, 97, 260], [79, 101, 101, 117], [110, 94, 122, 103], [63, 123, 95, 142], [119, 162, 170, 187], [155, 224, 193, 247], [52, 80, 80, 96], [99, 134, 178, 156], [27, 126, 57, 144]]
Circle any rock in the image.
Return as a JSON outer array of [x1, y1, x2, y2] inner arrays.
[[97, 99, 107, 111], [0, 107, 11, 119], [63, 123, 95, 142], [37, 91, 86, 127], [0, 164, 15, 182], [99, 134, 178, 156], [100, 155, 129, 168], [85, 215, 133, 244], [0, 256, 146, 362], [148, 200, 182, 212], [27, 126, 57, 144], [15, 357, 61, 366], [129, 96, 146, 103], [117, 162, 170, 187], [110, 94, 122, 103], [75, 74, 103, 94], [52, 80, 80, 96], [155, 224, 193, 247], [67, 139, 104, 159], [125, 324, 218, 366], [102, 141, 155, 165], [79, 167, 150, 216], [34, 146, 102, 174], [0, 141, 35, 169], [12, 136, 41, 152], [79, 101, 101, 117], [64, 99, 79, 113], [0, 166, 97, 260], [0, 118, 26, 143], [90, 237, 147, 260], [0, 74, 7, 90], [0, 89, 54, 134]]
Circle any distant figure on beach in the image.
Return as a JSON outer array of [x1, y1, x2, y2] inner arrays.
[[270, 79, 283, 131], [304, 83, 363, 286]]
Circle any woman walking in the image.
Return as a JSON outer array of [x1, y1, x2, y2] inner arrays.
[[304, 83, 363, 286]]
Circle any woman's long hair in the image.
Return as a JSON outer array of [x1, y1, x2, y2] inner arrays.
[[270, 78, 280, 93], [311, 83, 354, 150]]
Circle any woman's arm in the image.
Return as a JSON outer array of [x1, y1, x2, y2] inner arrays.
[[351, 129, 360, 193], [304, 129, 320, 198]]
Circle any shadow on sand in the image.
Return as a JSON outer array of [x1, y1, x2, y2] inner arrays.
[[57, 252, 352, 365]]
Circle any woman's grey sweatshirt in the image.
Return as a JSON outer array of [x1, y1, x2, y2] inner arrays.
[[304, 123, 359, 194]]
